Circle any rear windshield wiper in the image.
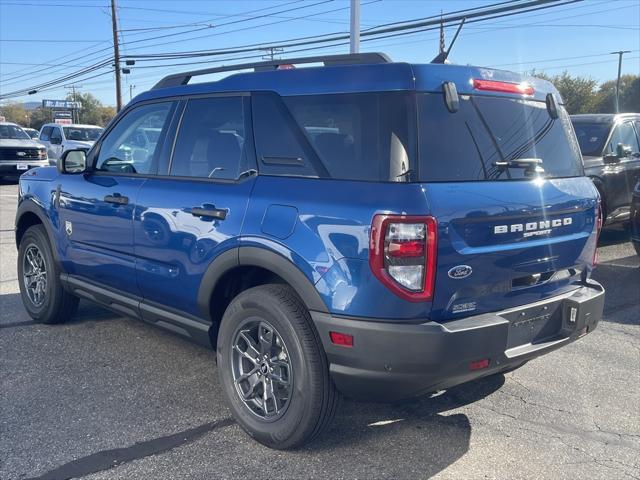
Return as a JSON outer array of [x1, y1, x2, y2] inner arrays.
[[493, 158, 545, 176]]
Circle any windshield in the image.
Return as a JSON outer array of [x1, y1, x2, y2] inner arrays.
[[0, 124, 30, 140], [417, 93, 583, 181], [63, 127, 103, 141], [571, 121, 611, 157], [25, 129, 39, 139]]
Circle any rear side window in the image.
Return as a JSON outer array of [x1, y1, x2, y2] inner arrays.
[[252, 91, 415, 181], [170, 96, 248, 180], [40, 126, 52, 141], [418, 93, 583, 181], [252, 92, 323, 178], [285, 92, 415, 182]]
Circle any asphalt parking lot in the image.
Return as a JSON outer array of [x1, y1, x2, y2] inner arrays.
[[1, 178, 638, 480]]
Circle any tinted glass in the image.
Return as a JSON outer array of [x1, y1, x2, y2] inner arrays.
[[96, 102, 173, 175], [252, 92, 321, 178], [606, 121, 640, 155], [418, 93, 583, 181], [40, 126, 52, 141], [572, 121, 611, 156], [63, 127, 103, 141], [170, 97, 246, 180], [50, 127, 62, 141], [0, 124, 29, 140], [284, 92, 415, 181]]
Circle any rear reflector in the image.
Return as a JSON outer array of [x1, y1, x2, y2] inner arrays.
[[469, 359, 490, 371], [330, 331, 354, 347], [472, 78, 534, 96]]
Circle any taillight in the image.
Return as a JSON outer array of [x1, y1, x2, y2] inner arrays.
[[472, 78, 534, 96], [369, 215, 437, 302], [593, 200, 602, 266]]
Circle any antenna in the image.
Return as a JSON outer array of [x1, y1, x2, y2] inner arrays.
[[431, 17, 466, 64]]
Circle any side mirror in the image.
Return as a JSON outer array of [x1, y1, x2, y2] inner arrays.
[[58, 149, 87, 174], [617, 143, 632, 158], [50, 137, 62, 145]]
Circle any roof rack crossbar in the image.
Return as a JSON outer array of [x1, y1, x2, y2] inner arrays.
[[152, 52, 391, 90]]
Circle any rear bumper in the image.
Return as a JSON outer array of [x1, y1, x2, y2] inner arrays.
[[311, 280, 604, 401]]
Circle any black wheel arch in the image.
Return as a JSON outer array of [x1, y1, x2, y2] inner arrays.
[[197, 246, 329, 325], [15, 201, 61, 268]]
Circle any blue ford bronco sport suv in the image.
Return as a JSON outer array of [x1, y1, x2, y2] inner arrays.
[[15, 53, 605, 449]]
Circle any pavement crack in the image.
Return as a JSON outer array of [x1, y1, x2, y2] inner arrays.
[[24, 417, 235, 480]]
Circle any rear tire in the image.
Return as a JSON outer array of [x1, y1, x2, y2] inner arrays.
[[17, 225, 78, 324], [217, 284, 337, 449]]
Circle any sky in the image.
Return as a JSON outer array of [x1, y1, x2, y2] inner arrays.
[[0, 0, 639, 107]]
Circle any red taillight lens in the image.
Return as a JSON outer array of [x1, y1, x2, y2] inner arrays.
[[329, 331, 353, 347], [472, 78, 534, 96], [369, 215, 438, 302], [593, 201, 602, 266]]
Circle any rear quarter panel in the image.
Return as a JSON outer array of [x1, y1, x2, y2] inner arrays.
[[242, 176, 432, 320]]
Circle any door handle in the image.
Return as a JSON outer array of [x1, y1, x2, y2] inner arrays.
[[104, 193, 129, 205], [191, 206, 227, 220]]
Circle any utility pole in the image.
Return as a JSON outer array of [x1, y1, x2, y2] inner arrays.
[[261, 47, 283, 61], [111, 0, 122, 111], [610, 50, 630, 113], [350, 0, 360, 54], [64, 84, 82, 123]]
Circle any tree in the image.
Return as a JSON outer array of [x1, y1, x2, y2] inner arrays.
[[531, 71, 599, 114], [593, 75, 640, 113], [65, 92, 116, 126], [28, 108, 52, 130], [0, 102, 29, 125]]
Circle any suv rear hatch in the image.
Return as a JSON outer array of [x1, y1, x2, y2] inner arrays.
[[417, 86, 599, 322]]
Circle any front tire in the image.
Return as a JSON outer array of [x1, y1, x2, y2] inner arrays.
[[17, 225, 78, 324], [217, 284, 337, 449]]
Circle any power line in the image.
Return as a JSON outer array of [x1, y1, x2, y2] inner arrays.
[[0, 0, 614, 100]]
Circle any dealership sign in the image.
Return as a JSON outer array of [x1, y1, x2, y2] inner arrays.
[[42, 99, 81, 109]]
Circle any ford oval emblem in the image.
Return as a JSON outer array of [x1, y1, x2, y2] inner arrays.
[[448, 265, 472, 279]]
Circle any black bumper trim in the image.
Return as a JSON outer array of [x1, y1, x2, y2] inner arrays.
[[311, 281, 604, 401]]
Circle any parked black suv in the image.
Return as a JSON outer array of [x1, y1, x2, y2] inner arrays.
[[571, 113, 640, 225]]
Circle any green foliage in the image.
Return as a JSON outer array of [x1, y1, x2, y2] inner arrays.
[[0, 102, 28, 125], [530, 70, 639, 115], [66, 92, 116, 126], [28, 108, 51, 131]]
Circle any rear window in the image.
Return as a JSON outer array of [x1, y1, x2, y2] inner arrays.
[[418, 93, 583, 181], [571, 121, 611, 157]]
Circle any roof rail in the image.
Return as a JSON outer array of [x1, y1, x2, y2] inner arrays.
[[152, 52, 392, 90]]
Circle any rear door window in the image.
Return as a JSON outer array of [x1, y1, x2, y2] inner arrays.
[[169, 96, 250, 180], [418, 93, 583, 181]]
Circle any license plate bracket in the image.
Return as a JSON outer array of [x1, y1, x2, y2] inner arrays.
[[504, 299, 564, 349], [16, 163, 29, 170]]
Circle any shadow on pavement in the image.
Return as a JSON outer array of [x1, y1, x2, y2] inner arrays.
[[592, 254, 640, 325], [598, 225, 631, 247], [305, 374, 505, 476]]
